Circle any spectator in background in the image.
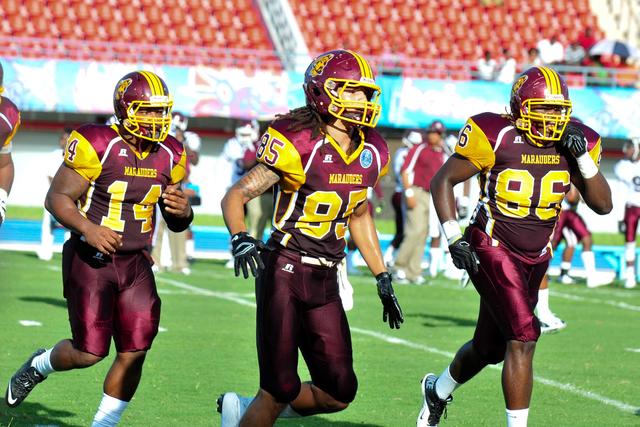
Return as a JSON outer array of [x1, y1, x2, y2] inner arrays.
[[522, 47, 542, 70], [614, 138, 640, 289], [393, 120, 447, 285], [476, 50, 497, 80], [37, 128, 73, 261], [496, 48, 517, 84], [240, 121, 273, 241], [563, 41, 586, 66], [537, 34, 564, 64], [221, 120, 260, 268], [180, 118, 202, 262], [151, 112, 197, 275], [577, 26, 597, 52], [384, 129, 423, 267]]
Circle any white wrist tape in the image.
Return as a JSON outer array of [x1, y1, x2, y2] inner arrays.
[[404, 188, 415, 197], [442, 220, 462, 245], [576, 153, 598, 179]]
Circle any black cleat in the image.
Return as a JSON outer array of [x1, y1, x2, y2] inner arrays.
[[417, 373, 452, 427], [5, 349, 47, 407]]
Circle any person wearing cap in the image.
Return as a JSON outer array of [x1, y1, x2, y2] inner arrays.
[[384, 129, 423, 267], [393, 120, 448, 284]]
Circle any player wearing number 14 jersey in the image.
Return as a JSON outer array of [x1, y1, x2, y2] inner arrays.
[[219, 50, 403, 427], [418, 66, 612, 427], [4, 71, 193, 425]]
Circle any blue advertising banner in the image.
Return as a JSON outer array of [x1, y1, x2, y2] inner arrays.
[[1, 58, 638, 138]]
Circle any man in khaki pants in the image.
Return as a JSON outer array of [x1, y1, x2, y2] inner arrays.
[[393, 121, 447, 284]]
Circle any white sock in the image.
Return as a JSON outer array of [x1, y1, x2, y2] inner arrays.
[[279, 404, 301, 418], [626, 266, 635, 283], [429, 247, 442, 277], [31, 348, 55, 377], [186, 239, 195, 258], [92, 393, 129, 427], [560, 261, 571, 273], [581, 251, 596, 277], [435, 366, 460, 400], [506, 408, 529, 427], [536, 288, 551, 317]]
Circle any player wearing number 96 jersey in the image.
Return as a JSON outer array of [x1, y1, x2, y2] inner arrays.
[[417, 66, 612, 427], [4, 71, 193, 424], [219, 50, 403, 427]]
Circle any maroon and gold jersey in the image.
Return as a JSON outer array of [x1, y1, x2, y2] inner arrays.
[[456, 113, 601, 262], [0, 96, 20, 154], [64, 124, 187, 252], [257, 119, 390, 261]]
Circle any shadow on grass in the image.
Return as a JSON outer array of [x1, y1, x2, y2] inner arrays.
[[407, 312, 477, 328], [20, 296, 67, 310], [277, 419, 385, 427], [0, 401, 80, 426]]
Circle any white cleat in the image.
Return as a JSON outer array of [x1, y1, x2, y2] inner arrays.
[[624, 279, 637, 289], [217, 392, 252, 427], [539, 312, 567, 334], [560, 274, 575, 285]]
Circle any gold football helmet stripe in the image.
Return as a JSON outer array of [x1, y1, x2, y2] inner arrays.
[[538, 66, 559, 95], [347, 50, 372, 80], [140, 71, 162, 96]]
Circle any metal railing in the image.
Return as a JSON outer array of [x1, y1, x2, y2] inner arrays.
[[2, 36, 638, 88]]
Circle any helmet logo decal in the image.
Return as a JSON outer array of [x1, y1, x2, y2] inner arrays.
[[512, 75, 527, 94], [115, 78, 132, 101], [310, 53, 335, 77], [360, 148, 373, 168]]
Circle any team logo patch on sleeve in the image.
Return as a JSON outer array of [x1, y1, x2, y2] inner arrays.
[[360, 148, 373, 168]]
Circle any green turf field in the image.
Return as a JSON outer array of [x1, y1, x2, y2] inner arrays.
[[0, 250, 639, 426]]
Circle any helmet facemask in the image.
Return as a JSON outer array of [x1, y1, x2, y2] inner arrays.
[[324, 78, 381, 128], [516, 96, 572, 144], [123, 95, 173, 142]]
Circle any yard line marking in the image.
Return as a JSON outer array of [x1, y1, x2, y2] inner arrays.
[[551, 291, 640, 312], [156, 277, 256, 308], [19, 320, 42, 327], [158, 277, 639, 415], [625, 348, 640, 353]]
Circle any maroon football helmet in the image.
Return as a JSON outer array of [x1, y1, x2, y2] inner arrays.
[[113, 71, 173, 142], [303, 50, 381, 127], [510, 66, 572, 144], [426, 120, 446, 135]]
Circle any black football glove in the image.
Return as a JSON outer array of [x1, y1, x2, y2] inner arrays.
[[618, 220, 627, 235], [449, 236, 480, 275], [559, 123, 587, 158], [231, 232, 266, 279], [375, 272, 404, 329]]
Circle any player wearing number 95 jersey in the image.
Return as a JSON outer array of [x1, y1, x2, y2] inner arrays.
[[4, 71, 193, 425], [417, 66, 612, 427], [218, 50, 403, 427]]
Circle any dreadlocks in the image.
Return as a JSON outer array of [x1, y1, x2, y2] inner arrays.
[[277, 105, 325, 138]]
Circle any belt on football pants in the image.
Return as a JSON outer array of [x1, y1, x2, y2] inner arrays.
[[271, 242, 338, 268], [300, 255, 337, 268]]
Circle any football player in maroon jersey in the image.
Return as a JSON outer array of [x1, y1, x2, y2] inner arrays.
[[0, 61, 21, 226], [418, 66, 612, 427], [5, 71, 193, 426], [218, 50, 403, 427]]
